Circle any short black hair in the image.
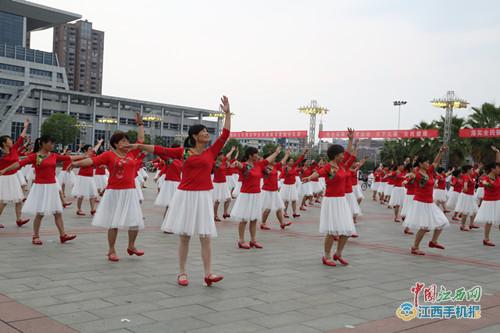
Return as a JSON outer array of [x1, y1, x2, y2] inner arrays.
[[326, 144, 344, 160], [110, 131, 130, 149], [243, 147, 259, 161]]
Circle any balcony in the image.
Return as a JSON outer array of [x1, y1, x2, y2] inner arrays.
[[0, 44, 58, 66]]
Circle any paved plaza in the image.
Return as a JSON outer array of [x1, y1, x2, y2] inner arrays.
[[1, 178, 500, 333]]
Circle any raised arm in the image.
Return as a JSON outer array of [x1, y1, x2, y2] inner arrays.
[[432, 145, 448, 168], [280, 149, 291, 165], [71, 157, 94, 168], [293, 148, 309, 168], [346, 128, 355, 154], [226, 146, 236, 159], [0, 161, 20, 175], [20, 118, 30, 139], [266, 146, 282, 163], [492, 146, 500, 163], [136, 113, 145, 143], [93, 138, 104, 153], [221, 96, 231, 132]]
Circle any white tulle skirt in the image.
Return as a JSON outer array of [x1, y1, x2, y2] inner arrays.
[[0, 174, 24, 203], [162, 190, 217, 237], [154, 169, 161, 179], [233, 181, 242, 197], [403, 201, 449, 231], [262, 190, 285, 211], [446, 191, 460, 210], [455, 193, 478, 216], [401, 194, 414, 218], [57, 170, 76, 187], [231, 192, 263, 222], [475, 200, 500, 225], [310, 181, 323, 194], [72, 176, 98, 199], [23, 165, 34, 183], [388, 187, 406, 206], [213, 182, 231, 202], [319, 196, 357, 236], [280, 184, 299, 202], [372, 182, 380, 191], [139, 168, 148, 180], [295, 176, 301, 190], [319, 177, 326, 190], [353, 184, 365, 200], [434, 189, 447, 203], [92, 189, 144, 229], [385, 184, 394, 196], [135, 178, 144, 202], [226, 175, 236, 190], [154, 180, 179, 207], [346, 192, 362, 216], [16, 171, 27, 187], [378, 183, 387, 194], [94, 174, 109, 191], [300, 182, 314, 197], [157, 174, 165, 190], [22, 183, 62, 216], [476, 187, 485, 200]]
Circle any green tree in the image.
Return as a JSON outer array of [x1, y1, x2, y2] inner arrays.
[[221, 139, 244, 158], [41, 113, 80, 146], [467, 103, 500, 163]]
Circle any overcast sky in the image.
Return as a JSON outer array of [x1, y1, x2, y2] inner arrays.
[[30, 0, 500, 132]]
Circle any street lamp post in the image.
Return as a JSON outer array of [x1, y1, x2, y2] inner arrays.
[[143, 115, 162, 144], [431, 91, 468, 168], [393, 100, 407, 130], [97, 117, 118, 150], [298, 100, 329, 149]]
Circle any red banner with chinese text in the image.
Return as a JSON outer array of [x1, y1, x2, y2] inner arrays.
[[318, 129, 439, 139], [459, 128, 500, 138], [230, 131, 308, 139]]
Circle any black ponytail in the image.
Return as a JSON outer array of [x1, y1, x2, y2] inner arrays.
[[243, 147, 258, 162], [184, 124, 207, 148], [33, 135, 54, 153]]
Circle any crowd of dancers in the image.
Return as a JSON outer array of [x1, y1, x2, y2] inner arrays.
[[1, 96, 499, 287]]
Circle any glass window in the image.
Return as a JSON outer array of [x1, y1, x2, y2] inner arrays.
[[11, 121, 31, 141], [0, 78, 23, 86], [0, 11, 24, 46]]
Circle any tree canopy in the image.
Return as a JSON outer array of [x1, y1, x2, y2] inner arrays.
[[40, 113, 80, 146]]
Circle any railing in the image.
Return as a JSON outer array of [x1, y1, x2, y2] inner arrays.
[[0, 44, 58, 66]]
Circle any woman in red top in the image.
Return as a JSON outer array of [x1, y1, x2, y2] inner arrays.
[[231, 146, 282, 249], [1, 135, 81, 245], [57, 145, 77, 202], [455, 165, 479, 231], [388, 162, 408, 222], [72, 140, 103, 216], [212, 146, 236, 221], [476, 172, 487, 207], [299, 160, 315, 210], [400, 164, 415, 235], [447, 170, 463, 220], [0, 118, 30, 228], [379, 167, 389, 204], [280, 149, 307, 218], [403, 146, 449, 255], [475, 146, 500, 246], [154, 143, 183, 217], [351, 157, 367, 204], [371, 167, 382, 201], [225, 150, 239, 194], [260, 149, 291, 230], [302, 129, 356, 267], [434, 167, 451, 212], [72, 114, 147, 262], [132, 96, 231, 287]]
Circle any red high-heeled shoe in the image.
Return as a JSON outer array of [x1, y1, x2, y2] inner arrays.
[[16, 219, 30, 227], [60, 234, 77, 244], [300, 208, 307, 211], [280, 222, 292, 230], [90, 210, 96, 216], [76, 211, 85, 216], [460, 226, 470, 231], [483, 240, 496, 247], [204, 274, 223, 287], [452, 216, 461, 221], [249, 241, 263, 249], [283, 213, 290, 218], [351, 233, 359, 238], [32, 236, 43, 245], [0, 224, 4, 228], [394, 218, 402, 223], [470, 224, 480, 229], [260, 224, 271, 230], [292, 214, 301, 218], [238, 241, 251, 249], [222, 214, 230, 219], [214, 216, 221, 222], [108, 253, 119, 262], [127, 248, 145, 256], [63, 202, 72, 208], [411, 247, 425, 255], [322, 256, 336, 267], [429, 241, 445, 250], [177, 273, 189, 286], [333, 254, 349, 266]]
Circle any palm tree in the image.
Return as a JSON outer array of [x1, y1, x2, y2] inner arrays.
[[466, 103, 500, 163]]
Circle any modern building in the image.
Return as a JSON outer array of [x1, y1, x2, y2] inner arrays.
[[237, 137, 305, 151], [53, 20, 104, 94], [0, 0, 218, 148]]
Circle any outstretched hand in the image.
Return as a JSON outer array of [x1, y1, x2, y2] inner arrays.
[[220, 96, 230, 115], [347, 128, 355, 139], [491, 145, 499, 153]]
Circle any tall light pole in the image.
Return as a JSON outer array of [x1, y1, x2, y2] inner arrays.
[[143, 115, 161, 144], [298, 100, 329, 148], [97, 117, 118, 150], [431, 91, 468, 168], [393, 100, 407, 130]]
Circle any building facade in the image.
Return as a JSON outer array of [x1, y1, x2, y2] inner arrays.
[[53, 20, 104, 94], [0, 0, 218, 148]]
